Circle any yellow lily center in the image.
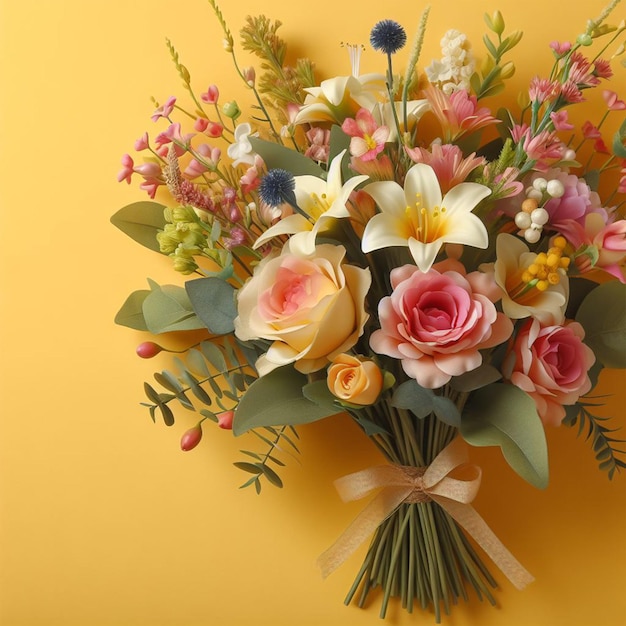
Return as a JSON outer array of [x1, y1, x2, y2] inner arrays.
[[308, 192, 332, 219], [508, 236, 570, 302], [405, 193, 447, 243]]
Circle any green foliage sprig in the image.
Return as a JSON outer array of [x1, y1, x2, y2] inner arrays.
[[239, 16, 316, 124], [563, 399, 626, 479]]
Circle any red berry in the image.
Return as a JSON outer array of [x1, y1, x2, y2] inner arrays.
[[180, 425, 203, 451], [136, 341, 163, 358]]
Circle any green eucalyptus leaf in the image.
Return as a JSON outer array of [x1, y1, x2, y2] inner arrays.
[[233, 366, 342, 435], [461, 383, 549, 488], [142, 281, 204, 334], [249, 137, 325, 177], [576, 281, 626, 368], [114, 289, 150, 330], [449, 363, 502, 392], [391, 379, 434, 418], [233, 461, 262, 475], [185, 277, 237, 335], [185, 348, 212, 378], [258, 464, 283, 488], [110, 201, 167, 252], [200, 341, 228, 372], [432, 396, 461, 427]]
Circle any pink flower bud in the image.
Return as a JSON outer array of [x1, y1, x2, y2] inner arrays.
[[206, 122, 224, 138], [136, 341, 163, 358], [201, 85, 219, 104], [180, 424, 203, 451], [117, 154, 134, 184], [134, 132, 149, 151], [217, 410, 234, 430], [133, 162, 162, 178], [194, 117, 209, 132], [243, 67, 256, 86]]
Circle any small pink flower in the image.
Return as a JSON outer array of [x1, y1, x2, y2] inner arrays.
[[405, 143, 484, 193], [342, 108, 389, 162], [529, 77, 559, 103], [155, 123, 195, 156], [370, 265, 513, 388], [603, 90, 626, 111], [304, 127, 331, 163], [582, 121, 602, 140], [559, 80, 584, 104], [567, 52, 600, 87], [511, 125, 564, 171], [505, 318, 595, 427], [561, 214, 626, 282], [240, 155, 264, 195], [117, 154, 134, 184], [424, 85, 499, 141], [139, 178, 161, 199], [201, 85, 219, 104], [151, 96, 176, 122], [593, 59, 613, 80], [550, 41, 571, 56], [550, 110, 574, 131], [134, 132, 149, 151]]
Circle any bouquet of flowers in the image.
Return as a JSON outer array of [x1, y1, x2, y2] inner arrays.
[[113, 0, 626, 620]]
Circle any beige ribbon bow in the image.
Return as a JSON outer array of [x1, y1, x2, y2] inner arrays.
[[318, 437, 534, 590]]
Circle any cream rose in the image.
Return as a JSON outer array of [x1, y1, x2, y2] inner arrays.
[[327, 354, 384, 405], [234, 243, 371, 375]]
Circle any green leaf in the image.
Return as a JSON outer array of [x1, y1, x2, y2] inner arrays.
[[302, 379, 339, 410], [233, 366, 342, 435], [200, 341, 228, 372], [461, 383, 549, 488], [576, 281, 626, 368], [249, 137, 325, 177], [328, 126, 352, 180], [448, 364, 502, 392], [390, 379, 434, 418], [432, 396, 461, 427], [142, 280, 205, 334], [114, 289, 150, 330], [185, 277, 237, 335], [612, 119, 626, 159], [110, 201, 167, 252]]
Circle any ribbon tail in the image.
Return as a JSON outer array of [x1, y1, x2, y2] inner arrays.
[[433, 496, 535, 590], [317, 486, 410, 578]]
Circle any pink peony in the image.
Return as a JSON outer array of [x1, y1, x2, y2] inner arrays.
[[370, 265, 513, 388], [505, 319, 595, 427]]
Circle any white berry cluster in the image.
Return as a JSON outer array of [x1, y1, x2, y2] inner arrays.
[[513, 177, 565, 244]]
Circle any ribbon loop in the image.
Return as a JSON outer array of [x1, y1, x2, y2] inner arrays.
[[318, 437, 534, 590]]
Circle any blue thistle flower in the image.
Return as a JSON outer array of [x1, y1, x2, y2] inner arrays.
[[258, 169, 296, 208], [370, 20, 407, 55]]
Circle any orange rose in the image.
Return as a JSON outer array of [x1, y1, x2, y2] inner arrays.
[[327, 354, 383, 406]]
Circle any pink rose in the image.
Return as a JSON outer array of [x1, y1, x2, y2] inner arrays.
[[505, 319, 595, 427], [234, 243, 371, 375], [370, 265, 513, 388]]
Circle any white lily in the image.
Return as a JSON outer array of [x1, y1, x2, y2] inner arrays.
[[294, 74, 387, 126], [254, 150, 368, 255], [361, 163, 491, 272]]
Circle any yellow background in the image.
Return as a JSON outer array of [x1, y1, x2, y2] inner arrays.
[[1, 0, 625, 625]]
